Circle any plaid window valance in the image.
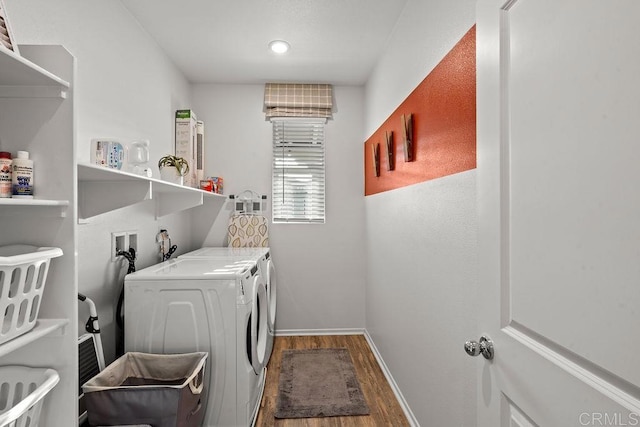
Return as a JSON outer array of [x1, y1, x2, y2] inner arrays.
[[264, 83, 333, 119]]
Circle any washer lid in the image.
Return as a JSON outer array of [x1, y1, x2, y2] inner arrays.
[[125, 258, 253, 281], [180, 247, 270, 259]]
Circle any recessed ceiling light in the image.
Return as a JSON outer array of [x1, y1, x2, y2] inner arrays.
[[269, 40, 290, 54]]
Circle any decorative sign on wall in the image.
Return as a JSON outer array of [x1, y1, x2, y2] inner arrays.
[[385, 131, 394, 171], [371, 143, 380, 177], [401, 114, 414, 162], [364, 26, 476, 196]]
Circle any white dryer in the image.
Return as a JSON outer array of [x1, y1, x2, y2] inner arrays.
[[178, 247, 277, 365], [124, 258, 268, 427]]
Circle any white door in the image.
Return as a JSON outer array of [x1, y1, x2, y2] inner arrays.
[[476, 1, 640, 426]]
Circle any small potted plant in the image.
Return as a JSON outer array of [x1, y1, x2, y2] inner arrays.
[[158, 154, 189, 185]]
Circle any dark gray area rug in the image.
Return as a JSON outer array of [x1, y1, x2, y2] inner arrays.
[[275, 347, 370, 419]]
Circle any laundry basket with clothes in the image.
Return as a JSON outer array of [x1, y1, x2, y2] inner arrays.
[[82, 352, 208, 427]]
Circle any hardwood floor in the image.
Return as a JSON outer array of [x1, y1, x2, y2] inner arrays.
[[255, 335, 410, 427]]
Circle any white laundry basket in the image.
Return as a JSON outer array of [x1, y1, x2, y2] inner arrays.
[[0, 245, 63, 345], [0, 366, 60, 427]]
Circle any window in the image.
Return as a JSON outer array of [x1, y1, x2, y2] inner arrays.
[[272, 119, 325, 223]]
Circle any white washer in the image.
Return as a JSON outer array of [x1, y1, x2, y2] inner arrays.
[[178, 247, 277, 365], [124, 258, 268, 427]]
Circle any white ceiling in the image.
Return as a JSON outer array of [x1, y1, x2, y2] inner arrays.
[[120, 0, 409, 85]]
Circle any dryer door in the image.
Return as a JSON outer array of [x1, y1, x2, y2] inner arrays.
[[249, 274, 268, 374], [266, 259, 277, 332]]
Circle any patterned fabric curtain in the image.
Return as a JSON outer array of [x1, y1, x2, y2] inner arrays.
[[264, 83, 333, 119]]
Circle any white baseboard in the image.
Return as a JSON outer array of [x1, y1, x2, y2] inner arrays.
[[275, 328, 366, 336], [273, 328, 419, 426]]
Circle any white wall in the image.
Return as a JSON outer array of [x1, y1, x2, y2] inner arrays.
[[192, 84, 367, 331], [6, 0, 197, 363], [364, 0, 478, 425], [8, 0, 479, 423]]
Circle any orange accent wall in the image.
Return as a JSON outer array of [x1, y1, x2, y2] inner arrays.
[[364, 26, 476, 196]]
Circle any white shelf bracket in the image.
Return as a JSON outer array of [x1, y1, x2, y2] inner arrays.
[[78, 180, 152, 220], [155, 190, 204, 219]]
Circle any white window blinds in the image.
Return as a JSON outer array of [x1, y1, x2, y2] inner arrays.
[[272, 119, 325, 223]]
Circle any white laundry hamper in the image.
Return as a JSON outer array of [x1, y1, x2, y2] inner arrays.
[[0, 245, 63, 345], [0, 366, 60, 427], [82, 352, 208, 427]]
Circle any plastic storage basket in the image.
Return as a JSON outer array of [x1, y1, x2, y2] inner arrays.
[[82, 352, 208, 427], [0, 245, 63, 345], [0, 366, 60, 427]]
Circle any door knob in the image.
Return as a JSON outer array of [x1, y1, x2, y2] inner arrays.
[[464, 335, 494, 360]]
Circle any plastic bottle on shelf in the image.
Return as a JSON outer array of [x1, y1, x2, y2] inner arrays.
[[127, 140, 151, 177], [0, 151, 12, 198], [12, 151, 34, 199]]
